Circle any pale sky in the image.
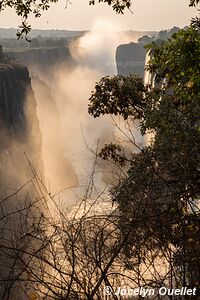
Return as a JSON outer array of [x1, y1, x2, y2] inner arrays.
[[0, 0, 197, 31]]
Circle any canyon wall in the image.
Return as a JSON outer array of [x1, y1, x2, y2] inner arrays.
[[5, 46, 79, 194], [116, 42, 146, 77], [0, 48, 44, 299], [6, 46, 75, 76], [0, 56, 43, 193]]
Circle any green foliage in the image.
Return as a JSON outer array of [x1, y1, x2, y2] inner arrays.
[[89, 25, 200, 286], [189, 0, 200, 6], [89, 0, 131, 13], [146, 27, 200, 91], [99, 143, 127, 167], [89, 75, 146, 119]]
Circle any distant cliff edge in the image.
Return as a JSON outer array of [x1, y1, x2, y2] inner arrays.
[[6, 46, 76, 73], [4, 45, 79, 193]]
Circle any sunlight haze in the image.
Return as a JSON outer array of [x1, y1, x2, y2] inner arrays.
[[0, 0, 197, 31]]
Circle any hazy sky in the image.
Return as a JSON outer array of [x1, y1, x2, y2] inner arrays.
[[0, 0, 197, 31]]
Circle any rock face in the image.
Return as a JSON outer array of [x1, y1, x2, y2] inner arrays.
[[0, 53, 45, 299], [6, 46, 79, 193], [0, 59, 43, 192], [6, 46, 75, 72], [0, 45, 4, 60], [116, 42, 146, 78]]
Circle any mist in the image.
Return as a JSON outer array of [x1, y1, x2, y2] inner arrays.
[[28, 19, 145, 206]]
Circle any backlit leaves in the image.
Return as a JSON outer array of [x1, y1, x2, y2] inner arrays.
[[89, 0, 132, 14], [88, 75, 146, 119]]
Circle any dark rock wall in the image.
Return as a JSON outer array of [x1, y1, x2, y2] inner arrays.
[[0, 62, 27, 138], [0, 59, 43, 193], [0, 56, 44, 299], [116, 42, 146, 78], [6, 46, 78, 192], [6, 46, 75, 72]]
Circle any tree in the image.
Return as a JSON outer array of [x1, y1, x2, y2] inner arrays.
[[1, 170, 159, 300], [0, 0, 199, 298], [88, 24, 200, 293]]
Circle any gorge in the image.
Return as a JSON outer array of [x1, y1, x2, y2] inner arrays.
[[0, 26, 181, 299]]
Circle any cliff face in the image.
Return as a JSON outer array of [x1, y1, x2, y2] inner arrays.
[[0, 59, 43, 193], [0, 56, 45, 299], [6, 46, 75, 71], [5, 46, 78, 193], [0, 61, 28, 139], [116, 42, 146, 78]]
